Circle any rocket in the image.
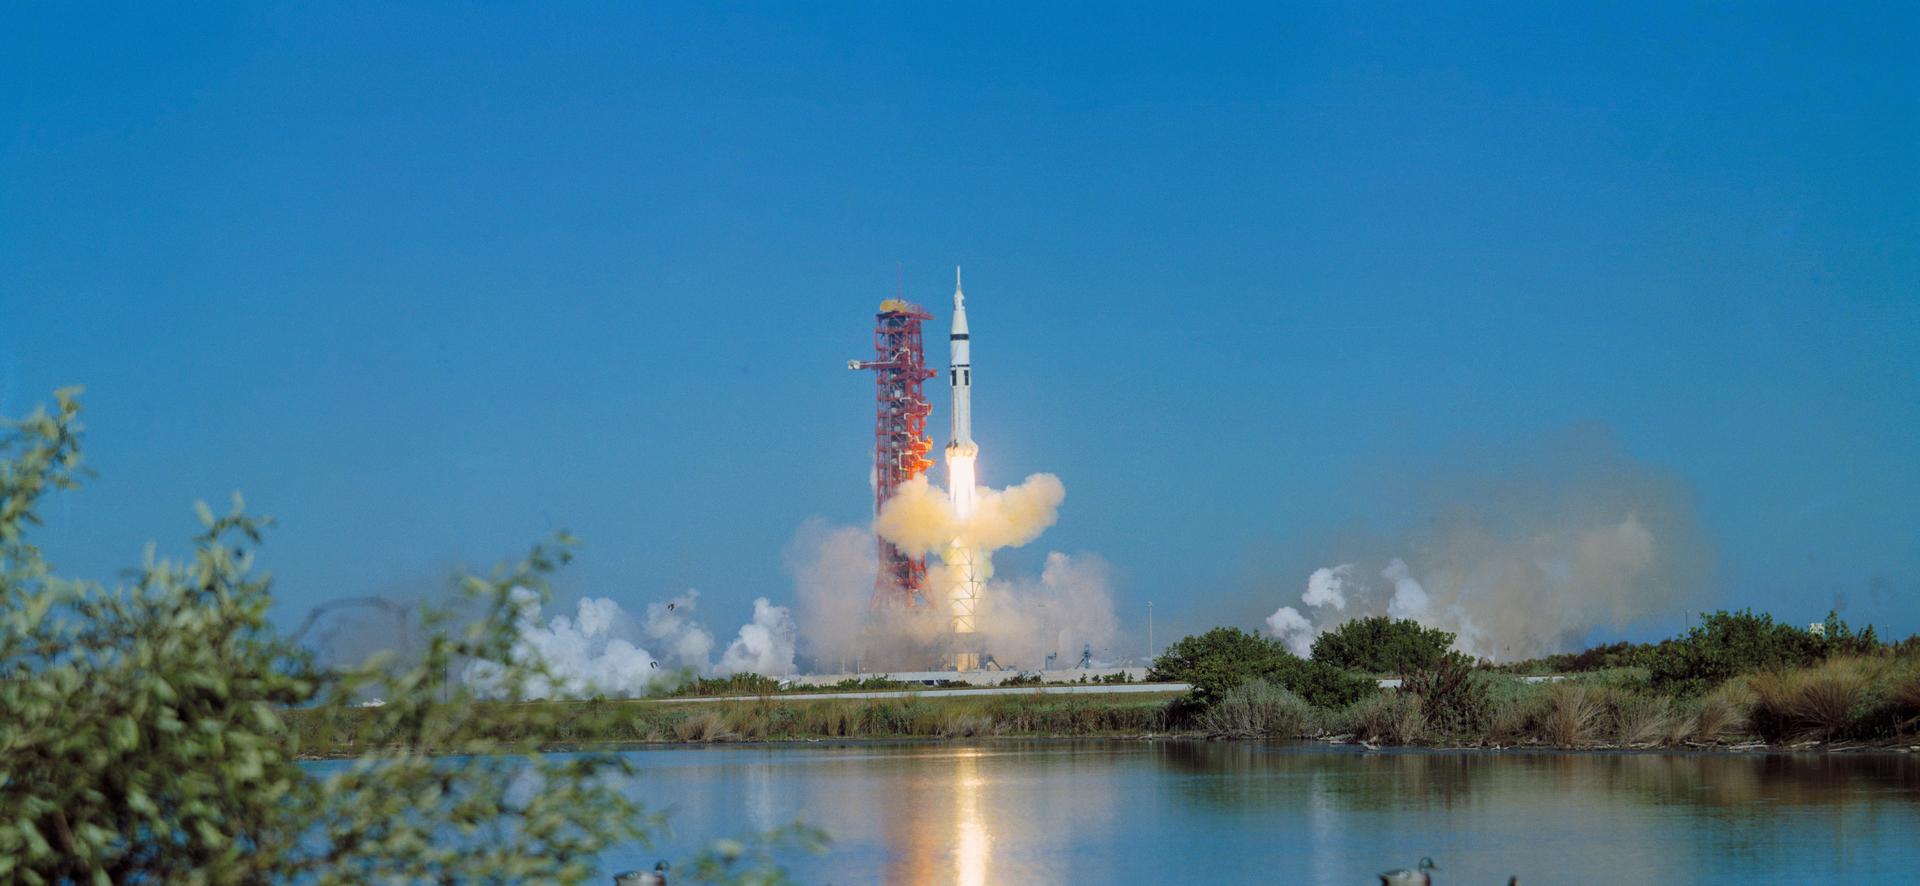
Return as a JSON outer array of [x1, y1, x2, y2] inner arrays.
[[945, 266, 982, 662], [947, 266, 974, 456]]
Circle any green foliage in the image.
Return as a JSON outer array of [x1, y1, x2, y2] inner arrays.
[[829, 675, 916, 691], [1309, 615, 1456, 674], [1648, 609, 1826, 694], [660, 672, 785, 698], [1150, 627, 1376, 709], [1493, 640, 1658, 675], [1335, 691, 1424, 744], [1195, 678, 1317, 738], [0, 392, 812, 883], [1399, 654, 1494, 737]]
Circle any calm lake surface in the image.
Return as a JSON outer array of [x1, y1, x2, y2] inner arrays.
[[588, 740, 1920, 885]]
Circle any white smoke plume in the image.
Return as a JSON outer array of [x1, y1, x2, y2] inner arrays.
[[717, 597, 798, 676], [976, 552, 1125, 667], [1261, 431, 1711, 661], [465, 588, 796, 699], [641, 590, 715, 666], [1265, 605, 1316, 656], [785, 517, 876, 672], [872, 473, 1065, 557], [1302, 565, 1352, 611], [779, 470, 1125, 670]]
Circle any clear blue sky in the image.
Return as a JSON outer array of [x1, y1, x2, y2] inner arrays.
[[4, 3, 1916, 645]]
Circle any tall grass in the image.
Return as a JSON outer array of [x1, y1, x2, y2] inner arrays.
[[1746, 657, 1905, 742], [1195, 678, 1317, 738], [1612, 695, 1680, 746], [1337, 692, 1423, 744], [1893, 666, 1920, 732], [284, 690, 1181, 754], [1543, 684, 1608, 747]]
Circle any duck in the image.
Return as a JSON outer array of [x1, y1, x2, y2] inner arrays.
[[613, 860, 670, 885], [1378, 857, 1436, 885]]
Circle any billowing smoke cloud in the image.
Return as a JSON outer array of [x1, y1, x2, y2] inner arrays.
[[464, 589, 796, 699], [717, 597, 798, 676], [782, 469, 1125, 671], [786, 518, 877, 673], [1263, 430, 1711, 661], [973, 552, 1125, 667], [641, 590, 716, 666], [872, 473, 1065, 556]]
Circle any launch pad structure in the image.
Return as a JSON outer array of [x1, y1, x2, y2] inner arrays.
[[848, 298, 938, 611], [848, 274, 994, 673]]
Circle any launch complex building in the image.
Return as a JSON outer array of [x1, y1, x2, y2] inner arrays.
[[849, 270, 986, 671]]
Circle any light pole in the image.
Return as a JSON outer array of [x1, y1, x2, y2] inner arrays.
[[1147, 601, 1154, 664]]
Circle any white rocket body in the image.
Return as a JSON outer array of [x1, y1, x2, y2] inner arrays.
[[945, 267, 982, 663], [947, 268, 974, 454]]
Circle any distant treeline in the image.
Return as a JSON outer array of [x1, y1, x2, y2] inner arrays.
[[1146, 609, 1920, 748]]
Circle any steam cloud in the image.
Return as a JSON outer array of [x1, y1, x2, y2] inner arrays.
[[1264, 431, 1711, 661], [463, 588, 797, 699], [872, 473, 1065, 556], [780, 470, 1125, 671]]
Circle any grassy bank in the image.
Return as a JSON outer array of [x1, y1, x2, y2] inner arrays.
[[1200, 656, 1920, 749], [285, 690, 1183, 756]]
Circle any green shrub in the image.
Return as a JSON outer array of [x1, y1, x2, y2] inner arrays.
[[660, 672, 783, 698], [1311, 616, 1455, 674], [0, 391, 816, 883], [1647, 609, 1826, 694], [1196, 679, 1317, 738], [1494, 640, 1658, 675], [1337, 692, 1422, 744], [1399, 654, 1492, 737], [1485, 680, 1551, 744], [1151, 627, 1375, 709]]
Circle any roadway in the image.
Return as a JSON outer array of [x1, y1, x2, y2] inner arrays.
[[649, 682, 1193, 703], [652, 673, 1563, 704]]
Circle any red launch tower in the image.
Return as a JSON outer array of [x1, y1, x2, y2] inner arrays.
[[849, 298, 938, 610]]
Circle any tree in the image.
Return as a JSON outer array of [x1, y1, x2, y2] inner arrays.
[[1150, 626, 1376, 709], [1309, 616, 1456, 674], [1646, 608, 1823, 694], [0, 391, 815, 883]]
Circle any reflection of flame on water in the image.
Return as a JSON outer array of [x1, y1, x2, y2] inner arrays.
[[954, 749, 991, 886]]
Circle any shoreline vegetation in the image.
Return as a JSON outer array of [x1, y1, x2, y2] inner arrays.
[[1157, 612, 1920, 753], [285, 691, 1184, 758], [287, 608, 1920, 757], [4, 393, 814, 883]]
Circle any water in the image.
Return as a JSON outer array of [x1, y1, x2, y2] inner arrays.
[[591, 740, 1920, 884]]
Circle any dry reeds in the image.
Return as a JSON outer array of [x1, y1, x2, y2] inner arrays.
[[1544, 684, 1607, 746], [672, 710, 736, 742], [1612, 695, 1678, 746], [1690, 683, 1753, 743], [1748, 657, 1884, 742]]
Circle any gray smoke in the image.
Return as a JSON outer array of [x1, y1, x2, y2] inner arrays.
[[1265, 428, 1712, 661], [462, 588, 797, 699]]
